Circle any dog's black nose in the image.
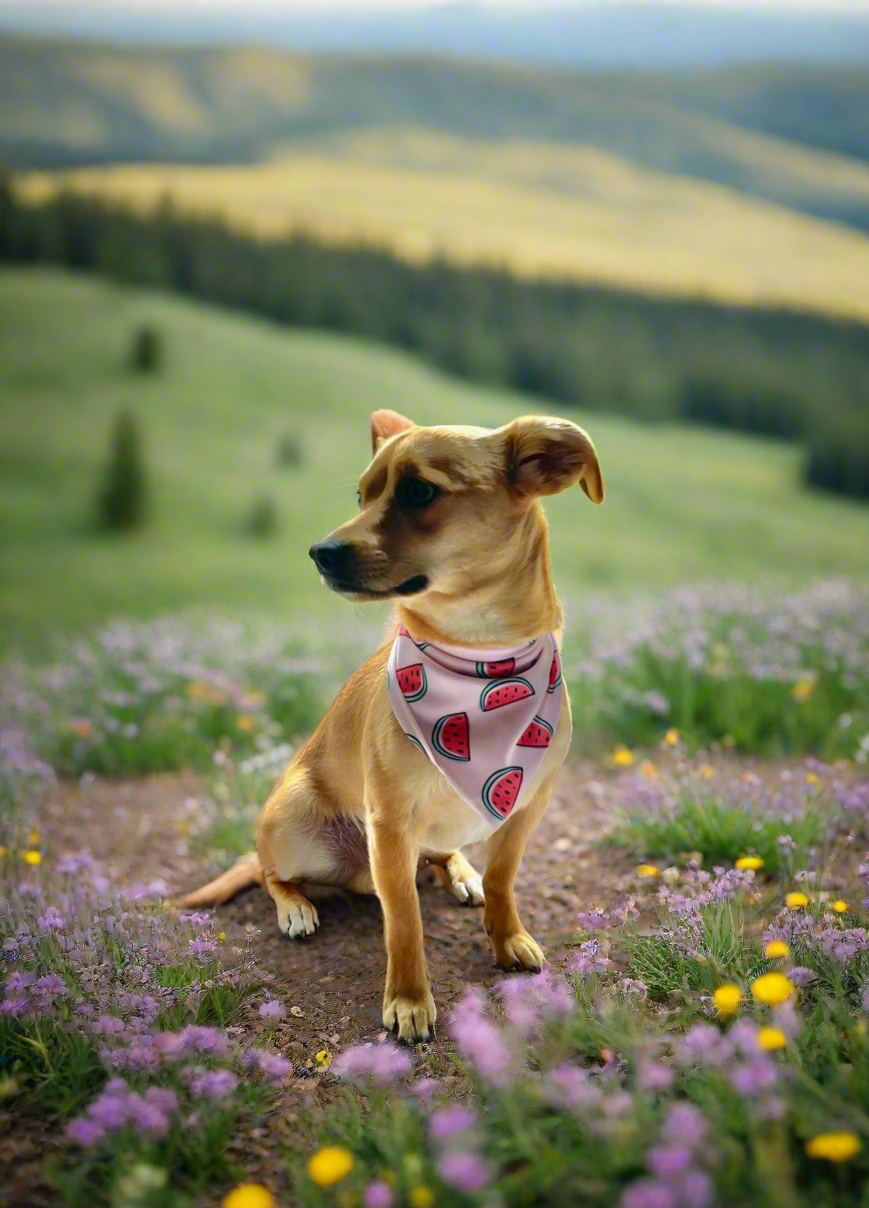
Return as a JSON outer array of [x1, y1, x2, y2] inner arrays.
[[309, 540, 353, 578]]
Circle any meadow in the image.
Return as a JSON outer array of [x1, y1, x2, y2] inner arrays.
[[3, 268, 869, 654], [2, 214, 869, 1205], [3, 578, 869, 1206]]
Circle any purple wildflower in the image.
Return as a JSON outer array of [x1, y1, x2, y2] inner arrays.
[[66, 1118, 105, 1147], [245, 1049, 293, 1081], [566, 939, 611, 979], [621, 1178, 678, 1208], [646, 1145, 693, 1179], [675, 1169, 714, 1208], [429, 1105, 476, 1142], [259, 999, 286, 1021], [661, 1104, 707, 1149], [677, 1025, 732, 1068], [638, 1061, 674, 1093], [364, 1183, 394, 1208], [729, 1059, 778, 1096], [545, 1063, 600, 1112], [332, 1041, 412, 1087], [449, 990, 511, 1085], [438, 1151, 491, 1193], [188, 1068, 239, 1100]]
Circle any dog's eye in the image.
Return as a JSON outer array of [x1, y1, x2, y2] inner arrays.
[[399, 478, 439, 507], [357, 489, 362, 508]]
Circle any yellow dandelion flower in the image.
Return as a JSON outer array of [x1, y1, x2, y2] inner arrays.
[[831, 900, 848, 914], [664, 728, 680, 747], [307, 1146, 354, 1187], [409, 1190, 434, 1208], [315, 1049, 332, 1069], [611, 745, 634, 768], [700, 765, 715, 780], [764, 941, 789, 959], [640, 760, 658, 778], [805, 771, 820, 785], [236, 713, 255, 732], [735, 856, 764, 872], [636, 864, 660, 878], [756, 1027, 787, 1052], [21, 850, 42, 866], [222, 1184, 275, 1208], [806, 1133, 860, 1163], [217, 931, 226, 942], [791, 680, 815, 703], [751, 973, 794, 1006], [714, 984, 742, 1015], [785, 892, 809, 910], [27, 829, 40, 845]]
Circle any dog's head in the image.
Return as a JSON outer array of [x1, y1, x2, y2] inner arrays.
[[309, 409, 603, 609]]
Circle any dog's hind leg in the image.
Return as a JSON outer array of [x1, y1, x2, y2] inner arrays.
[[256, 767, 351, 939], [428, 851, 485, 906]]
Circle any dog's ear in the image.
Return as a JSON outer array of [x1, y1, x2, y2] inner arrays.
[[501, 416, 604, 503], [370, 409, 415, 454]]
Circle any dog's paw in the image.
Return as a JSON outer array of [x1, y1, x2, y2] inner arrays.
[[382, 988, 437, 1043], [490, 929, 544, 973], [277, 896, 319, 939], [446, 856, 485, 907]]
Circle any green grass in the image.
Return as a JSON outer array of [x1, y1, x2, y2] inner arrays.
[[609, 793, 828, 877], [3, 268, 869, 653]]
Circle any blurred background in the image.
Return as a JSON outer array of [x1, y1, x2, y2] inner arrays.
[[1, 0, 869, 657]]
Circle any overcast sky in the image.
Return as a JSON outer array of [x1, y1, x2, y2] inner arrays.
[[11, 0, 869, 10]]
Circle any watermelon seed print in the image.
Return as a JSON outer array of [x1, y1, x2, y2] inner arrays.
[[547, 652, 562, 693], [479, 677, 535, 712], [396, 662, 427, 701], [481, 766, 524, 819], [431, 712, 471, 762], [517, 715, 554, 748], [475, 658, 516, 678]]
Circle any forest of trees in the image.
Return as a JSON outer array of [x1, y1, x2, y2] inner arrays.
[[1, 178, 867, 501]]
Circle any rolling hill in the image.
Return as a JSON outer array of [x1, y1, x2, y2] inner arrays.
[[2, 268, 868, 653], [2, 37, 869, 228], [18, 128, 869, 320]]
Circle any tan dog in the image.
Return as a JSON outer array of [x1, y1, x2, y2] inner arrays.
[[179, 410, 603, 1041]]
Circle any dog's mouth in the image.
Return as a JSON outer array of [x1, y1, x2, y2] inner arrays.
[[322, 573, 429, 600]]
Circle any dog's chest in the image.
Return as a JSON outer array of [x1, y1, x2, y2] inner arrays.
[[419, 791, 495, 854]]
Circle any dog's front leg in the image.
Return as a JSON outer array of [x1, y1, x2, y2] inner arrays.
[[483, 776, 556, 973], [367, 802, 436, 1042]]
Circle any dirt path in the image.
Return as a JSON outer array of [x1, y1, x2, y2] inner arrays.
[[43, 759, 632, 1066]]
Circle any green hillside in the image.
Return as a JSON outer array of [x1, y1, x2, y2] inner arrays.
[[2, 268, 868, 654], [2, 37, 869, 232]]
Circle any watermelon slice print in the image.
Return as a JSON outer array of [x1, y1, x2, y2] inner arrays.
[[482, 766, 524, 819], [405, 732, 426, 754], [397, 663, 427, 701], [480, 677, 534, 711], [432, 712, 471, 762], [548, 652, 562, 693], [517, 715, 554, 748], [475, 658, 516, 678]]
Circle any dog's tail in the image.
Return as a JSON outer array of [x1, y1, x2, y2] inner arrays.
[[175, 851, 264, 908]]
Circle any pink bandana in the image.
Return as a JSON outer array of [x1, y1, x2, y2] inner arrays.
[[386, 626, 563, 827]]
